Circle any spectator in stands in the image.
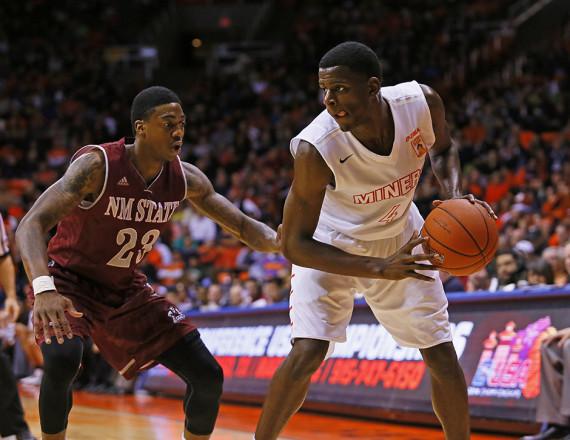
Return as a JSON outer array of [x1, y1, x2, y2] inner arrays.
[[182, 208, 217, 244], [244, 279, 262, 306], [526, 259, 555, 287], [521, 327, 570, 440], [489, 250, 527, 291], [261, 278, 288, 305], [542, 246, 569, 286], [228, 284, 247, 308], [564, 241, 570, 284], [466, 269, 491, 292], [200, 284, 224, 312]]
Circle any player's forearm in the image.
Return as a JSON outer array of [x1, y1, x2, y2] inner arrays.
[[0, 255, 17, 299], [191, 192, 277, 252], [284, 238, 383, 278], [240, 218, 277, 252], [431, 142, 462, 198], [15, 216, 51, 282]]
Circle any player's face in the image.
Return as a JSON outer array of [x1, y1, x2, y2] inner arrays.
[[144, 103, 186, 161], [318, 66, 379, 132]]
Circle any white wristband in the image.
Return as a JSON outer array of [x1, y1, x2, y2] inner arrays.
[[32, 276, 56, 296]]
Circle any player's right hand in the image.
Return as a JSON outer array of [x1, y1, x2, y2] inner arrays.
[[375, 231, 444, 282], [33, 291, 83, 344]]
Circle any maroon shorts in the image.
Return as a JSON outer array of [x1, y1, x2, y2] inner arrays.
[[31, 264, 196, 379]]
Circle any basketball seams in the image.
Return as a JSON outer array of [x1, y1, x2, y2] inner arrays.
[[436, 204, 486, 254], [421, 224, 480, 258], [473, 203, 491, 252], [422, 199, 498, 275]]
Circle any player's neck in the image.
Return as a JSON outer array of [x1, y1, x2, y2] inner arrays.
[[128, 141, 164, 183], [350, 98, 392, 155]]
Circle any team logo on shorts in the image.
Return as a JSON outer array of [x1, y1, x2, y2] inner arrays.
[[406, 128, 427, 157], [167, 306, 185, 323]]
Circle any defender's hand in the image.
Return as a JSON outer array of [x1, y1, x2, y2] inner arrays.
[[33, 291, 83, 344], [372, 231, 444, 282], [433, 194, 497, 219]]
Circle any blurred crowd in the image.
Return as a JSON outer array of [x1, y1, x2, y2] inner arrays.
[[0, 0, 570, 391]]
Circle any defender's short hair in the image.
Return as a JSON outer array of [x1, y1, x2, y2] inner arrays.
[[319, 41, 382, 80], [130, 86, 181, 130]]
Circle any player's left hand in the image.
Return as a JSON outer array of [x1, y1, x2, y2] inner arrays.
[[433, 194, 497, 220], [4, 297, 20, 323]]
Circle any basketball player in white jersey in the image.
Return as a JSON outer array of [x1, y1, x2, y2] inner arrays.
[[254, 42, 495, 440]]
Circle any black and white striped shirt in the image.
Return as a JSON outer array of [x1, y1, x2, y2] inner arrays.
[[0, 214, 10, 257]]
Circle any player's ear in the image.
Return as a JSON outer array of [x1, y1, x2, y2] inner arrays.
[[368, 77, 381, 96], [134, 120, 146, 137]]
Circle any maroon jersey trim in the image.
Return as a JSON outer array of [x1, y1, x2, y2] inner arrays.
[[176, 156, 188, 200], [73, 145, 109, 211], [129, 158, 164, 192]]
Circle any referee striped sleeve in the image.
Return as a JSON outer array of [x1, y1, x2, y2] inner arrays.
[[0, 214, 10, 256]]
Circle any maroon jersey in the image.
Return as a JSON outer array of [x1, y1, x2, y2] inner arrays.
[[48, 138, 186, 292]]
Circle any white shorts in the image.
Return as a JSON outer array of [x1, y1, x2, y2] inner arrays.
[[290, 203, 452, 353]]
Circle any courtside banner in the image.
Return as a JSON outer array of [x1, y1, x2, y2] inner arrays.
[[143, 287, 570, 423]]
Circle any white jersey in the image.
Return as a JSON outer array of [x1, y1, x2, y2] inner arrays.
[[290, 80, 435, 241]]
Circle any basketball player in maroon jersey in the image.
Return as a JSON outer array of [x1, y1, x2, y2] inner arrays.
[[16, 86, 280, 440]]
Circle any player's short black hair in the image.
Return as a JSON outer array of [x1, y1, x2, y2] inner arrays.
[[319, 41, 382, 80], [130, 86, 181, 131]]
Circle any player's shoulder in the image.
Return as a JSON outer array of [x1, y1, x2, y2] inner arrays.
[[71, 139, 125, 164], [70, 147, 106, 170], [179, 160, 212, 199], [381, 80, 424, 100], [383, 81, 445, 112], [418, 83, 445, 111], [296, 109, 341, 145]]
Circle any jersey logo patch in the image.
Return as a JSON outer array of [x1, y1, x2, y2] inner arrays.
[[406, 128, 427, 157], [339, 154, 353, 164], [167, 306, 185, 323], [117, 176, 129, 186]]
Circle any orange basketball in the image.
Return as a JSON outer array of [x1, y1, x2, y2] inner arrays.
[[421, 199, 498, 276]]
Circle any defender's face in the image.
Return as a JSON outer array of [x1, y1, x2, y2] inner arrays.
[[141, 103, 186, 161], [318, 66, 378, 132]]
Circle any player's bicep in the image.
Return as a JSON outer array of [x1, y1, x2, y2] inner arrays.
[[22, 152, 105, 231], [182, 161, 246, 235], [283, 141, 331, 248], [182, 161, 215, 200], [421, 84, 453, 156]]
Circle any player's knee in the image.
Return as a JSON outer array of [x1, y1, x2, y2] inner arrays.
[[287, 338, 329, 380], [204, 358, 224, 400], [41, 337, 83, 383], [420, 342, 460, 378]]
